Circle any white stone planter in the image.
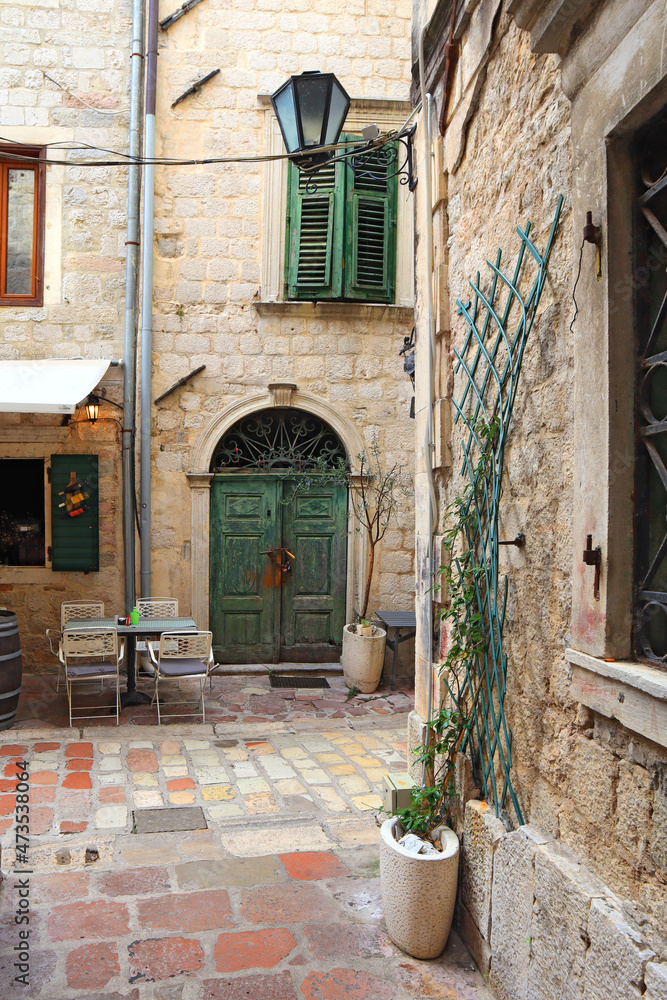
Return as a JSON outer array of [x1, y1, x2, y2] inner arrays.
[[341, 623, 386, 693], [380, 816, 459, 959]]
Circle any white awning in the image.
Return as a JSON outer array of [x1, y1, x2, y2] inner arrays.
[[0, 359, 112, 414]]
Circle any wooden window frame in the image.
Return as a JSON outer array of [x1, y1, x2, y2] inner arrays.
[[0, 144, 46, 307]]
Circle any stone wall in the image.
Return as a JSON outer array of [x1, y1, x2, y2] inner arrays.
[[412, 0, 667, 986], [0, 0, 416, 670], [0, 0, 132, 666], [149, 0, 416, 631]]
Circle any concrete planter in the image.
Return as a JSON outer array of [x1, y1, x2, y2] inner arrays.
[[380, 816, 459, 959], [341, 623, 386, 693]]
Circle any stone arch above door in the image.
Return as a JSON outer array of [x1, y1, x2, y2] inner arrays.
[[186, 389, 368, 632]]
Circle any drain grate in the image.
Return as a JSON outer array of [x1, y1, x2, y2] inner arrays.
[[133, 806, 207, 834], [270, 675, 330, 689]]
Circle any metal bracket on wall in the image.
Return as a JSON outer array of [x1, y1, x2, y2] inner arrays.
[[583, 533, 601, 601], [171, 69, 220, 109], [160, 0, 207, 30], [154, 365, 206, 404]]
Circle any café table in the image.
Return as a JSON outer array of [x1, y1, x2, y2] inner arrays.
[[62, 616, 197, 707], [374, 609, 416, 690]]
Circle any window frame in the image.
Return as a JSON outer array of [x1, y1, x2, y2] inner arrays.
[[0, 143, 46, 307]]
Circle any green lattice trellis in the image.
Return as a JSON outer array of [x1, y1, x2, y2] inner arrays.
[[445, 196, 563, 822]]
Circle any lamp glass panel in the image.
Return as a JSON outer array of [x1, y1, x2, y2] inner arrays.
[[273, 85, 299, 152], [295, 75, 330, 147], [324, 84, 349, 146]]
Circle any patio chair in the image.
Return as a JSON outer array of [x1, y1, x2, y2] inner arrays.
[[46, 601, 106, 692], [135, 598, 179, 677], [147, 631, 215, 724], [61, 627, 123, 726]]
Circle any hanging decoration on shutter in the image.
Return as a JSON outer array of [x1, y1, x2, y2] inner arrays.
[[58, 471, 90, 518]]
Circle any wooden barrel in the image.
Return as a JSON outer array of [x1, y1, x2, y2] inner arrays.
[[0, 610, 22, 732]]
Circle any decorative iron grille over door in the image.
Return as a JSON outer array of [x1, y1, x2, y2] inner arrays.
[[635, 116, 667, 667], [211, 408, 347, 473]]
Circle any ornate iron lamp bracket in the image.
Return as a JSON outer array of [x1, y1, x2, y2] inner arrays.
[[302, 126, 418, 194]]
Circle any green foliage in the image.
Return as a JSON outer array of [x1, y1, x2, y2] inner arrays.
[[395, 419, 498, 842]]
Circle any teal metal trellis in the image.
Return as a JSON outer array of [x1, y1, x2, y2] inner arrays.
[[445, 196, 563, 822]]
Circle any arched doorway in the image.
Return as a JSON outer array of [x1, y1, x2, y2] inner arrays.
[[208, 408, 348, 663]]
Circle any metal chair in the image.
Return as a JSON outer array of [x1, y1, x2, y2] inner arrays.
[[62, 627, 123, 726], [135, 598, 179, 676], [46, 601, 106, 692], [147, 631, 214, 724]]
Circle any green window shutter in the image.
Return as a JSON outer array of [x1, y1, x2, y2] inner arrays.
[[50, 454, 99, 572], [285, 157, 344, 300], [344, 137, 397, 303]]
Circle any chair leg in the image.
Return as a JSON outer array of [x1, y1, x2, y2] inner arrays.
[[156, 675, 161, 725], [67, 679, 72, 729], [200, 677, 205, 723]]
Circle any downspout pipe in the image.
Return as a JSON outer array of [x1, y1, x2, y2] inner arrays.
[[419, 18, 438, 764], [122, 0, 144, 614], [139, 0, 159, 599]]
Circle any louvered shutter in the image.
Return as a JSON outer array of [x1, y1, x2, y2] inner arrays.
[[286, 158, 344, 300], [50, 454, 99, 572], [344, 138, 397, 303]]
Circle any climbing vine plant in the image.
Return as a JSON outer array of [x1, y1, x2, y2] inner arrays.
[[440, 197, 564, 823]]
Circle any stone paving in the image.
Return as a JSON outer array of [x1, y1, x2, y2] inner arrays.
[[0, 687, 492, 999]]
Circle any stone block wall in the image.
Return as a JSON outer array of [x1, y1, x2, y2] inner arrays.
[[0, 0, 132, 668], [458, 800, 666, 1000]]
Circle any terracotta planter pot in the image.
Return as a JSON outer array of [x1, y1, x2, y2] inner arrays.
[[341, 623, 386, 693], [379, 816, 459, 959]]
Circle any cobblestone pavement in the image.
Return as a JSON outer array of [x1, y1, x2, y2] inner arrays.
[[0, 713, 492, 999], [15, 671, 414, 729]]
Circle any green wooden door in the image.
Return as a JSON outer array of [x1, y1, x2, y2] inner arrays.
[[209, 476, 347, 663], [209, 476, 280, 663], [280, 484, 348, 662]]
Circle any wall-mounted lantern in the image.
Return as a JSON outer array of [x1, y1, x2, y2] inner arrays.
[[85, 394, 100, 424], [270, 70, 351, 170]]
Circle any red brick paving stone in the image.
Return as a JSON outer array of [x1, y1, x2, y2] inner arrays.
[[214, 928, 296, 972], [202, 971, 299, 1000], [0, 744, 28, 755], [63, 772, 92, 789], [0, 948, 56, 999], [126, 748, 158, 772], [34, 742, 59, 751], [100, 786, 126, 803], [127, 936, 205, 982], [32, 872, 90, 904], [300, 969, 398, 1000], [31, 785, 56, 804], [0, 793, 15, 814], [67, 757, 93, 771], [30, 770, 58, 784], [48, 901, 130, 941], [61, 820, 88, 833], [279, 852, 350, 881], [304, 924, 391, 959], [30, 805, 54, 835], [0, 777, 17, 791], [99, 866, 170, 897], [65, 741, 93, 758], [66, 942, 120, 989], [4, 758, 27, 777], [240, 882, 340, 925], [167, 777, 195, 790], [138, 888, 233, 932]]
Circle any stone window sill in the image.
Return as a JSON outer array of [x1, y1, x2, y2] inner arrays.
[[566, 647, 667, 749], [253, 300, 414, 322]]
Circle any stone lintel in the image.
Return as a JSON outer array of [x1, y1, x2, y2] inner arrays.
[[268, 383, 297, 407], [566, 647, 667, 749], [186, 472, 214, 489], [253, 300, 414, 322]]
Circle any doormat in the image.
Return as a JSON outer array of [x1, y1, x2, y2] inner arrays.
[[270, 675, 331, 688], [133, 806, 207, 834]]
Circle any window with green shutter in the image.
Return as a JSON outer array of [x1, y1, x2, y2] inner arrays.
[[285, 134, 397, 303], [50, 454, 99, 572]]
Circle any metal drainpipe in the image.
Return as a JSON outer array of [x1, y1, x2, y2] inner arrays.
[[122, 0, 144, 614], [139, 0, 159, 599], [419, 19, 438, 771]]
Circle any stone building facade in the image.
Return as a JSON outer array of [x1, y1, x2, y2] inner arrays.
[[0, 0, 416, 671], [412, 0, 667, 996]]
